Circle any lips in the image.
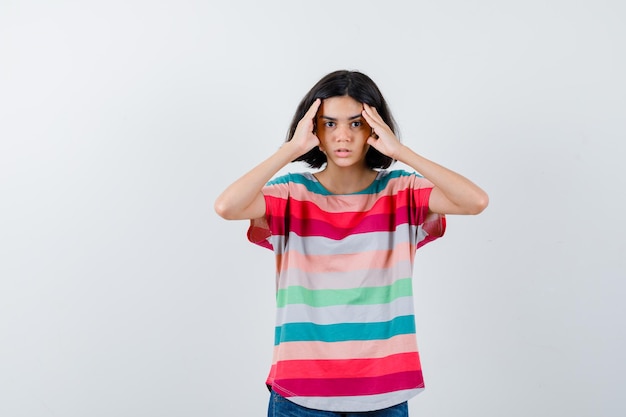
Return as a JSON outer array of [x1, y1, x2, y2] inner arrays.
[[334, 148, 352, 157]]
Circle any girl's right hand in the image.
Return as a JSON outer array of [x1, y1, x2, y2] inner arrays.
[[289, 98, 321, 156]]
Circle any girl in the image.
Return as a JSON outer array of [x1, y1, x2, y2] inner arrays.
[[214, 70, 488, 416]]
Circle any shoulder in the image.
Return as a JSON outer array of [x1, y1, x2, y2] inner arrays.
[[377, 169, 413, 181], [376, 169, 432, 190], [266, 172, 318, 193], [267, 172, 313, 187], [264, 172, 325, 198]]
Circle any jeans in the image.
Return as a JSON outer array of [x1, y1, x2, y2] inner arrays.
[[268, 390, 409, 417]]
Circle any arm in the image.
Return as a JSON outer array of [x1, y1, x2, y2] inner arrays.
[[392, 147, 488, 215], [214, 99, 321, 220], [362, 104, 489, 215], [214, 142, 301, 220]]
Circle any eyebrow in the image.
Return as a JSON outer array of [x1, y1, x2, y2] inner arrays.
[[319, 114, 363, 121]]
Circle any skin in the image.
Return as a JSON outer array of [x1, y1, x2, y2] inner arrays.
[[214, 95, 489, 220], [314, 95, 378, 194]]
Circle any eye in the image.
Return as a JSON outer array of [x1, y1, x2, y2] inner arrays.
[[351, 121, 362, 128], [324, 121, 336, 128]]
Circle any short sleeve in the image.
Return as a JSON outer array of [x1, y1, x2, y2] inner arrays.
[[248, 215, 273, 250], [247, 174, 291, 251], [409, 174, 446, 249]]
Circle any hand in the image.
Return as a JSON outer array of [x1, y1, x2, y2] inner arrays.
[[362, 103, 403, 160], [289, 98, 321, 157]]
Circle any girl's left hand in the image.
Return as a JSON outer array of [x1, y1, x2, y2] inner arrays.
[[361, 103, 403, 160]]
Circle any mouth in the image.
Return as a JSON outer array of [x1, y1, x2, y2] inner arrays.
[[333, 148, 352, 157]]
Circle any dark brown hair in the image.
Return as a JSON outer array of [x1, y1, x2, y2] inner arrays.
[[287, 70, 399, 169]]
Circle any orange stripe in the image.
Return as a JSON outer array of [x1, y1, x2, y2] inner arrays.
[[264, 175, 433, 214], [271, 334, 418, 362]]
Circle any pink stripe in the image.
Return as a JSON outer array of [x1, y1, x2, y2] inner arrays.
[[272, 191, 413, 223], [419, 214, 446, 248], [272, 352, 421, 379], [271, 334, 418, 362], [265, 192, 427, 239], [276, 260, 414, 290], [272, 370, 424, 398], [286, 212, 411, 240], [265, 175, 435, 214]]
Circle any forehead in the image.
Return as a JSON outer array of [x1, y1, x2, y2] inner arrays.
[[318, 95, 363, 118]]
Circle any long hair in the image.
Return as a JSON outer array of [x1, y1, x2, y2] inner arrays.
[[286, 70, 399, 169]]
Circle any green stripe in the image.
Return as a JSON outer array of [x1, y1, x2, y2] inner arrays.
[[276, 278, 413, 308]]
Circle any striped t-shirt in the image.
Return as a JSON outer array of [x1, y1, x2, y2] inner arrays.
[[247, 169, 446, 412]]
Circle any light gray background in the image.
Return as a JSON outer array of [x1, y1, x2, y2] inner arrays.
[[1, 1, 624, 416]]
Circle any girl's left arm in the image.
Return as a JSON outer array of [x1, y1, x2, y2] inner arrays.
[[395, 147, 488, 215], [362, 104, 489, 215]]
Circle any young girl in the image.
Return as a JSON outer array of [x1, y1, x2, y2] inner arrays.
[[214, 70, 488, 416]]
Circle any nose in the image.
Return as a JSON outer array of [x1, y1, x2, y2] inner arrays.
[[335, 124, 352, 141]]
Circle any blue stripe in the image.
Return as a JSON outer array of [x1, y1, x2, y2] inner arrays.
[[266, 170, 422, 196], [274, 315, 416, 345]]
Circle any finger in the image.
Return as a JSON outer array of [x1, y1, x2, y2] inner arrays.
[[361, 107, 380, 131], [363, 103, 383, 123], [304, 98, 321, 119], [362, 104, 376, 120], [364, 105, 392, 138], [367, 136, 379, 146]]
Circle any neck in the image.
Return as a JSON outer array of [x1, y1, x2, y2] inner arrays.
[[314, 164, 378, 195]]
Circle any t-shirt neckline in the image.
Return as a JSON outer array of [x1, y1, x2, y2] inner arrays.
[[305, 171, 384, 196]]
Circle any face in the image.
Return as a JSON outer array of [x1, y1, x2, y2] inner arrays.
[[316, 95, 372, 169]]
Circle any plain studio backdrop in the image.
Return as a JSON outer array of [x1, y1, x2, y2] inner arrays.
[[1, 1, 624, 416]]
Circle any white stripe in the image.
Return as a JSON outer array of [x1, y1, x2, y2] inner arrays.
[[283, 388, 424, 413], [275, 296, 415, 326]]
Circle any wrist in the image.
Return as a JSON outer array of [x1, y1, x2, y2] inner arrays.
[[392, 144, 409, 162], [279, 140, 305, 161]]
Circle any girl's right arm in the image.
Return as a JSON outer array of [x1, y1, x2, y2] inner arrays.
[[214, 142, 303, 220], [214, 99, 321, 221]]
